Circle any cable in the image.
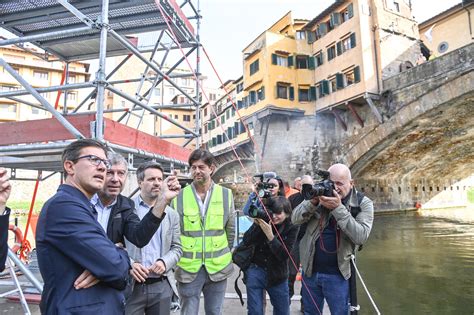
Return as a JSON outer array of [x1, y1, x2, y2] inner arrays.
[[350, 255, 381, 315]]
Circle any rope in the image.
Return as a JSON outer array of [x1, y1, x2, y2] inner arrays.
[[350, 255, 381, 315], [156, 4, 322, 314]]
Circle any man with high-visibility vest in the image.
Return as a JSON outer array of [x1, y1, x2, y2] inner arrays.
[[174, 149, 235, 315]]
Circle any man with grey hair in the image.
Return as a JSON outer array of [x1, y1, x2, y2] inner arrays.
[[74, 152, 181, 290], [125, 161, 182, 314], [292, 164, 374, 315]]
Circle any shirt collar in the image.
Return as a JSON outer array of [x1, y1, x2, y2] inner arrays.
[[91, 193, 117, 209]]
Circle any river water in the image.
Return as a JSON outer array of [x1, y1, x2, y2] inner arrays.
[[355, 208, 474, 314]]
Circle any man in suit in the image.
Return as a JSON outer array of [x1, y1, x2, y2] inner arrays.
[[0, 167, 12, 272], [125, 161, 182, 315], [74, 152, 180, 290], [36, 139, 131, 314]]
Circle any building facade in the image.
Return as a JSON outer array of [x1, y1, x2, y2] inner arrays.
[[0, 44, 90, 123], [419, 1, 474, 58]]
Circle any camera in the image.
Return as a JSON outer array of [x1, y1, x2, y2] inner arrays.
[[246, 196, 272, 222], [301, 169, 335, 200], [254, 172, 277, 198]]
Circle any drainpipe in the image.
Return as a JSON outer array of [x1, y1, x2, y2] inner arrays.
[[370, 0, 381, 94], [463, 4, 474, 39]]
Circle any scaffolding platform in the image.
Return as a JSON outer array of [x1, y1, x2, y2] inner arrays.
[[0, 114, 191, 172], [0, 0, 196, 61]]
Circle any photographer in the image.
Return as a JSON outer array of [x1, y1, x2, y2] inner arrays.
[[242, 172, 284, 218], [292, 164, 374, 315], [241, 196, 298, 315], [0, 167, 12, 272]]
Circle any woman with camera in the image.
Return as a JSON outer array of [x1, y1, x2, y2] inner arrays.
[[241, 196, 299, 315]]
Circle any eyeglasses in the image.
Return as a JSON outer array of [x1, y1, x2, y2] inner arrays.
[[72, 155, 111, 169]]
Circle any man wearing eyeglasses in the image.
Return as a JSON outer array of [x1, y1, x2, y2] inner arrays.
[[73, 152, 181, 291], [36, 139, 131, 314]]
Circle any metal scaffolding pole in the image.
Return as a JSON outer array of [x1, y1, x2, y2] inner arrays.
[[94, 0, 110, 140]]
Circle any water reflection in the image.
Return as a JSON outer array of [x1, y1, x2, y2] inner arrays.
[[356, 207, 474, 314]]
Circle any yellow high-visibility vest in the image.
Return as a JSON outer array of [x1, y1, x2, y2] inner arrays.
[[174, 184, 232, 274]]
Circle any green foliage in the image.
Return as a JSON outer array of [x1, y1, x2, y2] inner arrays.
[[6, 200, 44, 213], [467, 188, 474, 204]]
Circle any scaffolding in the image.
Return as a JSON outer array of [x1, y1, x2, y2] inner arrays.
[[0, 0, 203, 173]]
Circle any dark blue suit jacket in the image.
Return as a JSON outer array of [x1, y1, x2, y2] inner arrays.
[[36, 185, 130, 315]]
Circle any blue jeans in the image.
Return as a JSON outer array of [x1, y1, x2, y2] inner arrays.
[[301, 272, 349, 315], [245, 264, 289, 315]]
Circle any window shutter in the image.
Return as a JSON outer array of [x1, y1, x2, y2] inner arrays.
[[336, 42, 343, 56], [348, 3, 354, 18], [298, 89, 302, 101], [330, 13, 340, 27], [260, 86, 265, 100], [320, 51, 324, 64], [307, 31, 316, 44], [336, 73, 344, 89], [234, 122, 239, 134], [289, 86, 294, 100], [221, 115, 225, 124], [250, 91, 256, 104], [322, 80, 330, 95], [227, 127, 233, 139], [350, 33, 357, 48], [287, 55, 294, 67], [308, 56, 315, 69], [354, 66, 361, 83], [271, 53, 277, 65], [310, 86, 317, 100], [237, 100, 242, 109], [319, 23, 327, 36]]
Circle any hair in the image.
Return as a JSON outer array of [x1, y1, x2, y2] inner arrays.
[[267, 196, 292, 215], [62, 139, 107, 175], [188, 149, 215, 168], [275, 177, 286, 196], [107, 152, 128, 169], [136, 161, 164, 182]]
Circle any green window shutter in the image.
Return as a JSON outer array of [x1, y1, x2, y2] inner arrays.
[[330, 13, 340, 27], [232, 107, 236, 116], [271, 53, 277, 65], [307, 31, 316, 44], [298, 89, 302, 101], [227, 127, 233, 139], [336, 73, 344, 89], [288, 55, 294, 67], [221, 115, 225, 124], [234, 122, 239, 134], [208, 122, 211, 130], [350, 33, 357, 48], [322, 80, 330, 95], [289, 86, 295, 100], [320, 51, 324, 65], [318, 84, 323, 97], [309, 86, 317, 100], [319, 23, 327, 36], [308, 56, 315, 69], [336, 42, 343, 56], [348, 3, 354, 18], [260, 86, 265, 100], [250, 91, 256, 104], [354, 66, 361, 83]]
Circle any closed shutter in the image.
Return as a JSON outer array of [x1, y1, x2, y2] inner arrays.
[[354, 66, 361, 83], [288, 55, 294, 67], [348, 3, 354, 18], [350, 33, 357, 48], [309, 86, 317, 101], [337, 42, 343, 56], [271, 53, 277, 65], [336, 73, 344, 89], [322, 80, 330, 95], [289, 86, 295, 100], [308, 56, 315, 69]]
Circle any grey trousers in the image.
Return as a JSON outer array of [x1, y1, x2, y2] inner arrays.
[[177, 267, 227, 315], [125, 280, 173, 315]]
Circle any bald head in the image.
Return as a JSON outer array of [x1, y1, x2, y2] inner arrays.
[[328, 163, 353, 198], [301, 175, 313, 185]]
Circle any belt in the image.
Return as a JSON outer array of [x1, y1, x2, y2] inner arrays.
[[142, 276, 167, 285]]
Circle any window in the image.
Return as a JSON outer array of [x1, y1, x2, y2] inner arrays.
[[249, 60, 259, 75], [296, 31, 306, 40], [193, 114, 196, 119], [271, 54, 289, 67], [345, 70, 355, 86], [0, 85, 19, 91], [40, 92, 50, 99], [183, 115, 191, 122], [330, 77, 337, 93], [34, 70, 48, 80], [67, 92, 77, 101], [209, 93, 216, 101], [298, 88, 309, 102], [221, 115, 225, 124], [236, 83, 243, 93], [226, 110, 230, 119], [68, 75, 76, 83], [0, 103, 17, 113], [32, 108, 40, 115], [174, 114, 179, 119], [257, 86, 265, 101], [277, 83, 288, 99], [342, 3, 354, 22], [182, 78, 192, 86], [314, 51, 324, 67], [249, 91, 257, 105], [393, 1, 400, 12], [154, 88, 161, 96], [327, 45, 336, 61], [204, 107, 208, 116], [296, 56, 308, 69]]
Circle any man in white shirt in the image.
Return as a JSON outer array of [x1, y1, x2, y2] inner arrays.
[[125, 161, 182, 315]]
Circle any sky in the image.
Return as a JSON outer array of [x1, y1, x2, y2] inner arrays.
[[198, 0, 461, 87]]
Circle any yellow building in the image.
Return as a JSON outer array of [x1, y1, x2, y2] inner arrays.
[[0, 44, 90, 122], [305, 0, 420, 112], [419, 2, 474, 59]]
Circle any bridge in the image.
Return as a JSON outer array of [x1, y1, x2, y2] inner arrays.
[[213, 43, 474, 211]]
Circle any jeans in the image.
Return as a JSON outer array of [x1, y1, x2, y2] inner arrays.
[[177, 267, 227, 315], [125, 280, 172, 315], [246, 264, 290, 315], [301, 272, 349, 315]]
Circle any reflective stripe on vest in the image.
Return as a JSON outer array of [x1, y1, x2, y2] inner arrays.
[[176, 184, 232, 274]]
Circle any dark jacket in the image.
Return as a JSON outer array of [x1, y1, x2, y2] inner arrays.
[[36, 185, 131, 315], [105, 194, 162, 247], [242, 218, 299, 287], [0, 207, 10, 272]]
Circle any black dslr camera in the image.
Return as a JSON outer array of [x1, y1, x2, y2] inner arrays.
[[301, 169, 335, 200], [244, 172, 277, 222], [254, 172, 277, 198]]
